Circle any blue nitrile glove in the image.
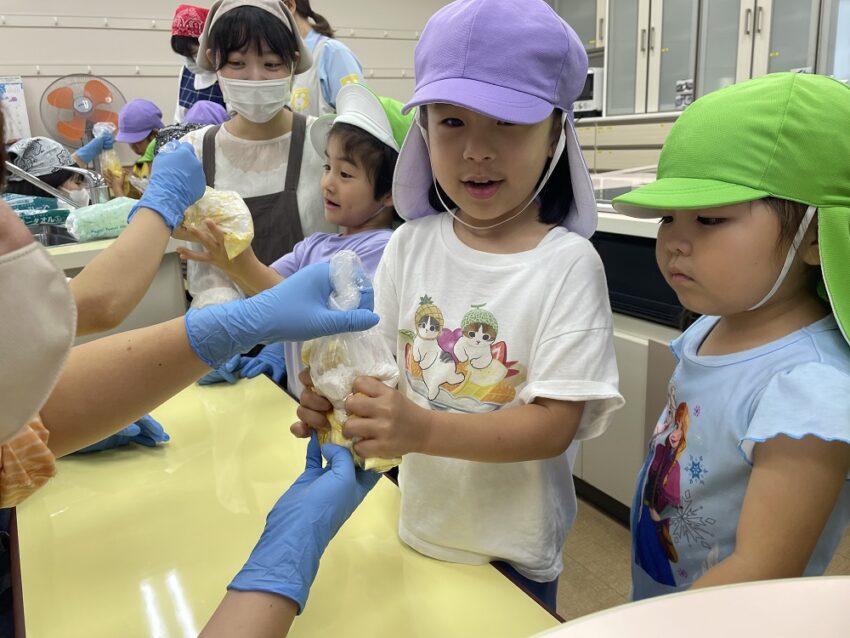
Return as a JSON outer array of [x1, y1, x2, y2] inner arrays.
[[228, 434, 381, 612], [185, 261, 378, 369], [239, 342, 286, 384], [75, 132, 113, 163], [75, 414, 170, 453], [127, 141, 205, 231], [197, 354, 242, 385]]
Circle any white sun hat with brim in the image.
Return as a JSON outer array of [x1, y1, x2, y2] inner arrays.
[[309, 83, 415, 157]]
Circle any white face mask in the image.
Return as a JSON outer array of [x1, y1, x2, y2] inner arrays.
[[0, 242, 76, 442], [64, 187, 90, 208], [217, 75, 292, 124]]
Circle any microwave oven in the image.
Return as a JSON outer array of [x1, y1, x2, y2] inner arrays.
[[574, 67, 603, 115]]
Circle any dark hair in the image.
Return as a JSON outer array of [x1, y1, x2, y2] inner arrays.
[[209, 6, 300, 71], [421, 106, 573, 225], [4, 169, 78, 198], [294, 0, 334, 38], [763, 197, 813, 248], [0, 107, 6, 191], [327, 123, 398, 201], [171, 35, 200, 58]]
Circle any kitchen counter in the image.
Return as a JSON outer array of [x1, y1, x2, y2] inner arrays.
[[14, 377, 561, 638], [48, 238, 187, 344]]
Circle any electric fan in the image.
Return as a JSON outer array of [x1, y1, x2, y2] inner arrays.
[[39, 74, 127, 148]]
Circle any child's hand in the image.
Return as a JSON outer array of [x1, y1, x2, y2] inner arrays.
[[291, 367, 333, 438], [344, 376, 432, 459], [176, 219, 232, 271], [105, 169, 124, 197]]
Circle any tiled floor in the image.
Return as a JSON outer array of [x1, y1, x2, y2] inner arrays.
[[556, 498, 850, 622]]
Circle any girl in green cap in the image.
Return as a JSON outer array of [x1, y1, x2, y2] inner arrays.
[[613, 72, 850, 600]]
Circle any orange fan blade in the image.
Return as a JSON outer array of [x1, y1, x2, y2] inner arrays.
[[84, 79, 114, 106], [56, 117, 87, 144], [46, 86, 75, 110], [90, 109, 119, 126]]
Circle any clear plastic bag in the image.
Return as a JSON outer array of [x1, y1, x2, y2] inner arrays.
[[65, 196, 136, 242], [302, 251, 401, 472], [92, 122, 122, 178], [182, 186, 254, 260]]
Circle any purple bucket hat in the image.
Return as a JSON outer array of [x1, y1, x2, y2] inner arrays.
[[115, 99, 165, 144], [393, 0, 597, 238]]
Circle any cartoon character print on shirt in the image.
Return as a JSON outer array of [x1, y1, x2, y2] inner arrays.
[[634, 391, 690, 587], [399, 297, 526, 412]]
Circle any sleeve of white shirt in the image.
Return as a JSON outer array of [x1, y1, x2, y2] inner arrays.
[[518, 243, 624, 441], [318, 39, 364, 108], [372, 231, 402, 357]]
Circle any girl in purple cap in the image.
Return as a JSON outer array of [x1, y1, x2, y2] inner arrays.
[[295, 0, 623, 610]]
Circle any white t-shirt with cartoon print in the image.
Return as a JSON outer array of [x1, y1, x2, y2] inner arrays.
[[373, 214, 624, 582], [631, 314, 850, 600]]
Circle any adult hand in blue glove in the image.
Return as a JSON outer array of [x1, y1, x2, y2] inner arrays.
[[75, 414, 170, 453], [128, 141, 205, 231], [240, 342, 286, 385], [185, 261, 378, 369], [74, 132, 113, 164], [228, 434, 381, 612], [197, 354, 242, 386]]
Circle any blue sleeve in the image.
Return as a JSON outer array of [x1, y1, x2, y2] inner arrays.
[[270, 238, 309, 278], [741, 362, 850, 469], [319, 40, 364, 108]]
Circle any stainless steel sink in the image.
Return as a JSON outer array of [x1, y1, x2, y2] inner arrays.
[[28, 224, 77, 246]]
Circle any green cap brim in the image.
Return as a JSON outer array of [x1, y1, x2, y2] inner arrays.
[[819, 207, 850, 347], [612, 177, 770, 218]]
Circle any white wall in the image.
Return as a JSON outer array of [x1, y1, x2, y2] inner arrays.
[[0, 0, 449, 156]]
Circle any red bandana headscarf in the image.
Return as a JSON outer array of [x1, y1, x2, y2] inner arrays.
[[172, 4, 210, 38]]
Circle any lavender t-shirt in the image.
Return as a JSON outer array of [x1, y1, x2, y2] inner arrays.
[[270, 229, 393, 397]]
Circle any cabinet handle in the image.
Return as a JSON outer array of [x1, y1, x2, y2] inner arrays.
[[640, 28, 647, 52], [756, 5, 764, 33], [649, 26, 656, 51], [744, 7, 753, 34], [598, 17, 604, 43]]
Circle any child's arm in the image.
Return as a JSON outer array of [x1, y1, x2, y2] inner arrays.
[[70, 209, 171, 335], [176, 219, 283, 296], [691, 434, 850, 588], [340, 377, 585, 462]]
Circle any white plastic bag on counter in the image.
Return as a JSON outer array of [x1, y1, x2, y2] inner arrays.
[[181, 186, 254, 260], [65, 196, 135, 242], [302, 251, 401, 472]]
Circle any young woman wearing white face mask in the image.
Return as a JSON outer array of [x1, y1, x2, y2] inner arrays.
[[180, 0, 332, 308]]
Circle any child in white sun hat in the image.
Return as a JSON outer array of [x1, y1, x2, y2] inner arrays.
[[180, 82, 412, 398], [295, 0, 624, 609]]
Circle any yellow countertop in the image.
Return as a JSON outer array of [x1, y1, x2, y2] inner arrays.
[[15, 377, 559, 638]]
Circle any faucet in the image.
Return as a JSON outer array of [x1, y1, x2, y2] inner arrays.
[[4, 161, 110, 208], [62, 165, 111, 204]]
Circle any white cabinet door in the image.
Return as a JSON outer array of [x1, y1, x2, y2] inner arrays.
[[751, 0, 820, 77], [581, 332, 649, 506], [605, 0, 644, 115], [647, 0, 699, 112], [554, 0, 602, 48], [818, 0, 850, 82], [696, 0, 749, 97]]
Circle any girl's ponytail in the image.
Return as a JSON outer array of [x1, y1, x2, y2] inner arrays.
[[295, 0, 335, 38]]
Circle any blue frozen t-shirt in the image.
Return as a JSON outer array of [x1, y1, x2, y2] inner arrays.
[[631, 314, 850, 600]]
